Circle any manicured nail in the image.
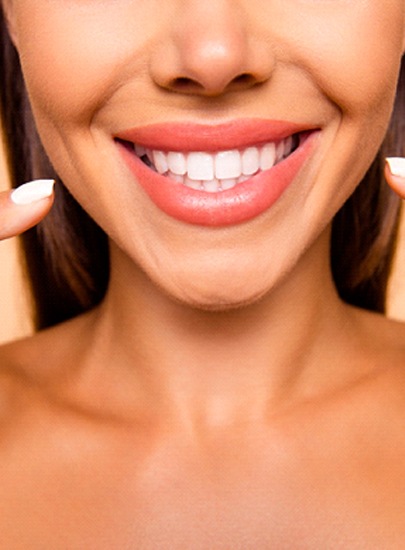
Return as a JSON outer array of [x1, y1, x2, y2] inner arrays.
[[386, 157, 405, 178], [11, 179, 55, 205]]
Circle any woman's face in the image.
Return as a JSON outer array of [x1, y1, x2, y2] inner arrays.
[[4, 0, 405, 308]]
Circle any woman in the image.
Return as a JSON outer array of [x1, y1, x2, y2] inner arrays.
[[1, 0, 405, 546]]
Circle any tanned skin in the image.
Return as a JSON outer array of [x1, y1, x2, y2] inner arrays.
[[1, 0, 405, 547]]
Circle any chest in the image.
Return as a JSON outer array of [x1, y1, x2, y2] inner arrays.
[[1, 439, 404, 549]]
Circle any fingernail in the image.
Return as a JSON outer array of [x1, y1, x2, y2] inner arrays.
[[11, 179, 55, 205], [386, 157, 405, 178]]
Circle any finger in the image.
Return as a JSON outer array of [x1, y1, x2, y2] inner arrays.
[[385, 157, 405, 199], [0, 179, 55, 240]]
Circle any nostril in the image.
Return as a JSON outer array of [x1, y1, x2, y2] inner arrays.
[[231, 73, 262, 90], [174, 77, 193, 87], [233, 73, 254, 85], [168, 73, 259, 95], [170, 76, 203, 92]]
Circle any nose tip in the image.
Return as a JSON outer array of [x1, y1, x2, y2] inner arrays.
[[150, 4, 274, 97]]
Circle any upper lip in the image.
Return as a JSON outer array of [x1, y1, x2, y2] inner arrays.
[[115, 119, 316, 152]]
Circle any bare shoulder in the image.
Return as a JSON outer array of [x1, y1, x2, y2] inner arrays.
[[0, 311, 97, 422], [0, 309, 94, 371]]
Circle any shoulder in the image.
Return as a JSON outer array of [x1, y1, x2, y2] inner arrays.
[[0, 311, 97, 422]]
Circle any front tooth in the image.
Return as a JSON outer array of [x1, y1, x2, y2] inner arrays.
[[215, 150, 242, 180], [242, 147, 260, 176], [187, 152, 215, 181], [167, 152, 187, 176], [153, 150, 168, 174], [260, 143, 276, 170]]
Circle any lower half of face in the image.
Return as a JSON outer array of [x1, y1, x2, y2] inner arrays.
[[10, 0, 405, 308]]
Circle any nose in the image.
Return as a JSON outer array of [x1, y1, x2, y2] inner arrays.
[[149, 1, 275, 97]]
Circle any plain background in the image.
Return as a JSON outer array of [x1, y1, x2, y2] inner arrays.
[[1, 125, 405, 343]]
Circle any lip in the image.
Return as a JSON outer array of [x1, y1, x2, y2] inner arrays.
[[116, 119, 309, 152], [115, 120, 319, 227]]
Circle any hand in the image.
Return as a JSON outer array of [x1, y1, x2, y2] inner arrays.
[[385, 158, 405, 199], [0, 179, 55, 240]]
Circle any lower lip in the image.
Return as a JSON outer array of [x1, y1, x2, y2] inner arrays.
[[117, 132, 318, 227]]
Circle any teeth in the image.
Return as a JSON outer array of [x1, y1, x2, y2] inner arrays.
[[260, 143, 276, 171], [242, 147, 260, 176], [135, 134, 298, 192], [135, 144, 146, 157], [184, 176, 202, 190], [221, 178, 237, 190], [284, 135, 293, 157], [215, 150, 242, 180], [188, 152, 215, 181], [203, 179, 220, 192], [276, 141, 285, 163], [167, 151, 187, 176], [168, 171, 184, 183], [152, 150, 168, 174]]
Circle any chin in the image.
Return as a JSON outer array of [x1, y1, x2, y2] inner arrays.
[[169, 278, 270, 312]]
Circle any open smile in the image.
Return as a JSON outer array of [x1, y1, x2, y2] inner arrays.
[[115, 120, 319, 226], [117, 133, 300, 193]]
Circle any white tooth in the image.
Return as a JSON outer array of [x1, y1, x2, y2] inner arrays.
[[220, 178, 237, 190], [187, 152, 214, 181], [153, 150, 168, 174], [242, 147, 260, 176], [215, 150, 242, 180], [260, 143, 276, 170], [135, 144, 146, 157], [184, 176, 202, 190], [167, 152, 187, 176], [276, 141, 285, 162], [237, 175, 250, 184], [168, 171, 184, 184], [203, 179, 220, 193]]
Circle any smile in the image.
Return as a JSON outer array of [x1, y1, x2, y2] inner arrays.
[[122, 134, 299, 193], [115, 120, 319, 226]]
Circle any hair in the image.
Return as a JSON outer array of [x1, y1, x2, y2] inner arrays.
[[0, 7, 403, 330]]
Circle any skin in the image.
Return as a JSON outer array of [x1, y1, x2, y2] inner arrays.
[[1, 0, 405, 547]]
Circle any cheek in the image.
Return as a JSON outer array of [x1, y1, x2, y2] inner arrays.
[[14, 1, 162, 127], [276, 2, 405, 116]]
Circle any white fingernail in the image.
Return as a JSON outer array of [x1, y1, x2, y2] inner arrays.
[[386, 157, 405, 178], [11, 179, 55, 205]]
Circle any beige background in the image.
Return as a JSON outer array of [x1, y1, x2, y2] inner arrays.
[[1, 130, 405, 343]]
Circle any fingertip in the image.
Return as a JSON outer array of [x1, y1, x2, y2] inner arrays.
[[386, 157, 405, 178], [385, 157, 405, 199], [0, 179, 55, 240], [10, 179, 55, 206]]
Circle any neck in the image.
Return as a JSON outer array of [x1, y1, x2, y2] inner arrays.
[[87, 229, 353, 426]]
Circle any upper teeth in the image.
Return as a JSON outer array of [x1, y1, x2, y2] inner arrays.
[[135, 135, 296, 192]]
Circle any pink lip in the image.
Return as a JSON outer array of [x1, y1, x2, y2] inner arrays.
[[116, 119, 309, 152], [115, 120, 319, 227]]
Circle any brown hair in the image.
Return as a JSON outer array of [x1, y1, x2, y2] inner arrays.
[[0, 7, 403, 329]]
